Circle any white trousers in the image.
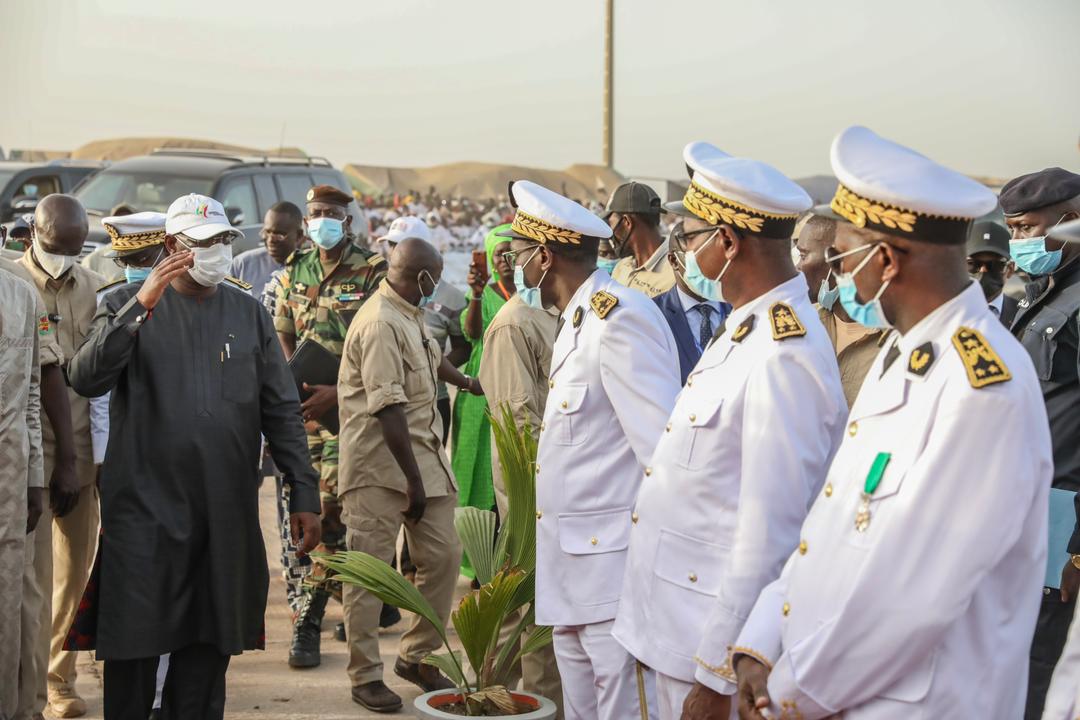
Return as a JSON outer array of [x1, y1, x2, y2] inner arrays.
[[656, 672, 694, 720], [553, 620, 656, 720]]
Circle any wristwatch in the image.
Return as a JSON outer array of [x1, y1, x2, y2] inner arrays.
[[1071, 554, 1080, 571]]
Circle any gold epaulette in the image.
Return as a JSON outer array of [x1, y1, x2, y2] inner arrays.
[[769, 302, 806, 341], [590, 290, 618, 319], [225, 276, 253, 290], [952, 327, 1011, 388]]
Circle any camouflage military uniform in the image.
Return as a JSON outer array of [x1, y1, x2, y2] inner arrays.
[[273, 241, 386, 589]]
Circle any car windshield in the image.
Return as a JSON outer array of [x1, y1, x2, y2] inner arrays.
[[76, 171, 214, 213]]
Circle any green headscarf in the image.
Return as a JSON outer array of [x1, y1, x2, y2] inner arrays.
[[485, 224, 512, 279]]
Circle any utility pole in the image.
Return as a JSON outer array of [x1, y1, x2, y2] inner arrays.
[[603, 0, 614, 169]]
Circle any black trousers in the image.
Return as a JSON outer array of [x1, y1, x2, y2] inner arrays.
[[104, 643, 231, 720], [1025, 591, 1076, 719]]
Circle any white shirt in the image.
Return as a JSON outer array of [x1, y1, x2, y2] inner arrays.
[[676, 286, 724, 352], [989, 291, 1004, 316], [733, 281, 1052, 719], [612, 274, 846, 688], [535, 270, 681, 627]]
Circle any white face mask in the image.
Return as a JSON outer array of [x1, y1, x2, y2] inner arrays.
[[34, 241, 78, 279], [179, 239, 233, 287]]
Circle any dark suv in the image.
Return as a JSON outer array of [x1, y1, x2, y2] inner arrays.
[[0, 160, 106, 223], [74, 149, 361, 253]]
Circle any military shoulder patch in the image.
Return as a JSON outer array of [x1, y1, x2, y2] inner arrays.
[[769, 302, 806, 341], [951, 326, 1011, 389], [572, 306, 584, 328], [732, 315, 755, 343], [97, 278, 126, 293], [590, 290, 618, 319], [907, 342, 935, 377], [225, 276, 253, 290]]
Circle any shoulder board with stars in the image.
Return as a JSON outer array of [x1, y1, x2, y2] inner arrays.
[[225, 276, 253, 290], [590, 290, 618, 320], [952, 327, 1011, 388], [732, 315, 755, 343], [97, 278, 126, 293], [907, 341, 935, 377], [769, 302, 806, 341], [768, 302, 803, 341]]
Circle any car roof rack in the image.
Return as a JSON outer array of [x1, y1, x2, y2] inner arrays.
[[150, 148, 333, 168]]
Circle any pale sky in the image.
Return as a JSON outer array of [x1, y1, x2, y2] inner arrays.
[[1, 0, 1078, 181]]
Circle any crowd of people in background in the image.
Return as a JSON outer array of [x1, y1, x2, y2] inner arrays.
[[2, 126, 1080, 720]]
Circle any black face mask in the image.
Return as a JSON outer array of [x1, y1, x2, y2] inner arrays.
[[610, 217, 633, 259], [971, 270, 1005, 302]]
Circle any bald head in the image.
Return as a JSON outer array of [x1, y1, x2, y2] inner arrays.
[[387, 237, 443, 306], [34, 194, 88, 255]]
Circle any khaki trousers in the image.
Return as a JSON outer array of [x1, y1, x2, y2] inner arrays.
[[341, 486, 461, 686], [0, 476, 29, 718], [18, 460, 97, 719]]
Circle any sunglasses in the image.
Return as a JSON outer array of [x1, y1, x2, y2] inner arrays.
[[967, 258, 1010, 274]]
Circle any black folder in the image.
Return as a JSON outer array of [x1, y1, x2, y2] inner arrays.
[[288, 339, 341, 434]]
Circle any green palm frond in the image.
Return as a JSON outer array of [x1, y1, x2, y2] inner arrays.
[[455, 507, 498, 586], [489, 405, 538, 574], [452, 569, 527, 687], [423, 651, 470, 691]]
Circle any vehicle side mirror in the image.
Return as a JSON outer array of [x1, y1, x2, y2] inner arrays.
[[225, 207, 245, 226], [11, 196, 38, 212]]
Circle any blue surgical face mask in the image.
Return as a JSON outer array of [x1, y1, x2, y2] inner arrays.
[[514, 246, 547, 310], [1009, 214, 1072, 276], [123, 247, 163, 284], [817, 271, 840, 311], [596, 257, 619, 274], [418, 271, 438, 308], [307, 216, 345, 250], [683, 230, 728, 302], [835, 244, 892, 329]]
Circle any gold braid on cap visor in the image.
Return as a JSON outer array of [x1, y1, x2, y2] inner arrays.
[[104, 224, 167, 253], [510, 209, 583, 245], [682, 181, 798, 236], [828, 184, 972, 244]]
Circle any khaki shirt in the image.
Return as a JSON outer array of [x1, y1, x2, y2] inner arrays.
[[478, 295, 557, 513], [338, 280, 455, 498], [611, 240, 675, 298], [818, 306, 890, 408], [0, 271, 46, 491], [19, 248, 104, 471], [0, 258, 63, 367], [81, 243, 125, 283]]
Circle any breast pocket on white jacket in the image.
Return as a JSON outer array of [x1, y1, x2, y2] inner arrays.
[[842, 449, 913, 551], [557, 508, 632, 607], [676, 399, 723, 471], [550, 383, 589, 447]]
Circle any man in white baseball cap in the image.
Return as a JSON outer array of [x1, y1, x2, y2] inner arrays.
[[67, 193, 319, 719], [377, 216, 433, 256]]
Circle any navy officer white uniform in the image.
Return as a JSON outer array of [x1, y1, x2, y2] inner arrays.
[[500, 180, 681, 720], [611, 142, 845, 720], [730, 126, 1052, 720]]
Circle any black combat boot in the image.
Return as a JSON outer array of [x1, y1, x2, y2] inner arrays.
[[289, 588, 329, 668]]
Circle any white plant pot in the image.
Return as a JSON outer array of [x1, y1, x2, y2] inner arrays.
[[413, 689, 557, 720]]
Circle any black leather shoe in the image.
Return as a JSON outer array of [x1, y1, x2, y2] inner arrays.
[[351, 681, 403, 713], [334, 621, 346, 642], [379, 603, 402, 629], [394, 657, 455, 692], [289, 589, 328, 668]]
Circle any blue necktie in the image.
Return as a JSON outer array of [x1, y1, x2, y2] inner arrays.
[[697, 304, 715, 351]]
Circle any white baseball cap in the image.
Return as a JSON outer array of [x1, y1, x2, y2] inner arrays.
[[378, 216, 432, 245], [165, 193, 240, 241]]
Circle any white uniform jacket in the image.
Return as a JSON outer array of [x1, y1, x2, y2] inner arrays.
[[535, 269, 681, 627], [612, 274, 846, 690], [733, 281, 1053, 720]]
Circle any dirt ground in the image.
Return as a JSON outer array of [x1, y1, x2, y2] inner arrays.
[[58, 478, 471, 720]]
